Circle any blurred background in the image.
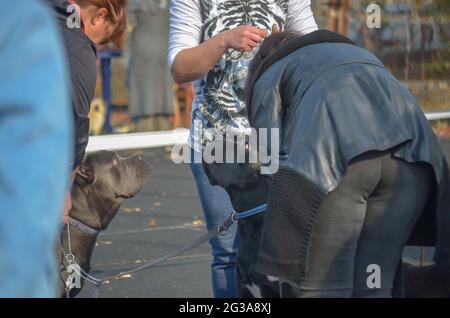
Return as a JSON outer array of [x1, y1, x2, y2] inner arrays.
[[95, 0, 449, 138]]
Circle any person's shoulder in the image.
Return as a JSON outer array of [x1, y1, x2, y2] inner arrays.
[[65, 40, 96, 81], [288, 0, 313, 7], [10, 0, 51, 17], [59, 24, 95, 53], [170, 0, 201, 9], [68, 44, 97, 71], [0, 0, 66, 60], [58, 28, 96, 73], [0, 0, 56, 33]]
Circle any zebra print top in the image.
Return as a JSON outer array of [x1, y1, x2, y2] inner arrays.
[[168, 0, 317, 151]]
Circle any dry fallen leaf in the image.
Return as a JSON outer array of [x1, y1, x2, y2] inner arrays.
[[116, 274, 133, 280], [192, 220, 204, 226], [123, 207, 141, 213], [148, 219, 157, 227], [153, 202, 162, 207], [134, 260, 143, 264]]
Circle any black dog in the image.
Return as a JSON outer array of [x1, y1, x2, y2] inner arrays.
[[58, 150, 150, 297], [203, 143, 281, 297]]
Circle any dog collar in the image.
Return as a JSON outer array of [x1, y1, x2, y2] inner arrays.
[[68, 217, 101, 236]]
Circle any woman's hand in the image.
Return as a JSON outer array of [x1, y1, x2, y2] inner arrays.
[[222, 25, 268, 52], [171, 26, 268, 84]]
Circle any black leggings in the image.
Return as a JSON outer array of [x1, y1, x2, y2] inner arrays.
[[288, 151, 433, 297]]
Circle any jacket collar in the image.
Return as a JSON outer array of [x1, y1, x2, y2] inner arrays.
[[245, 30, 356, 109]]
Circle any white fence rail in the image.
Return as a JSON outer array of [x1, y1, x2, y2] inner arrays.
[[425, 111, 450, 121], [86, 129, 189, 153], [86, 111, 450, 153]]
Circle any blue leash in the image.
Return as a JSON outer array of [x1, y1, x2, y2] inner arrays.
[[234, 204, 268, 220], [217, 203, 268, 234]]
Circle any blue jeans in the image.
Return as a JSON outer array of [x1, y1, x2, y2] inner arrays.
[[190, 158, 239, 298]]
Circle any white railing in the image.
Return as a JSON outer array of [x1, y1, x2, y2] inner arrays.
[[425, 111, 450, 121], [86, 129, 189, 153], [86, 111, 450, 153]]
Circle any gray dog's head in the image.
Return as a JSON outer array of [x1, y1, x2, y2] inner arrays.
[[70, 150, 151, 230], [60, 150, 150, 298]]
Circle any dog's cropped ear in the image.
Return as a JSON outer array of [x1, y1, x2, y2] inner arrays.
[[75, 159, 95, 186]]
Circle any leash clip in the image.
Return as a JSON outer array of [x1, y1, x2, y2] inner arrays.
[[65, 253, 75, 264], [218, 212, 238, 236]]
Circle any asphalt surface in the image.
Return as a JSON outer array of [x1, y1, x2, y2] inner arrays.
[[78, 137, 450, 298]]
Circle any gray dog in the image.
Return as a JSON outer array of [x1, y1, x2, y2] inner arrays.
[[58, 150, 150, 297]]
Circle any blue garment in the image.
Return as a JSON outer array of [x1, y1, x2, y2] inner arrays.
[[190, 153, 239, 298], [0, 0, 72, 297]]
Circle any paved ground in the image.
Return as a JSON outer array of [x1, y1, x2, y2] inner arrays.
[[78, 137, 450, 298], [78, 147, 213, 298]]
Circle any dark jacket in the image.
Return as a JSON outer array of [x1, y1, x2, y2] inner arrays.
[[246, 31, 450, 279], [45, 0, 97, 168]]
